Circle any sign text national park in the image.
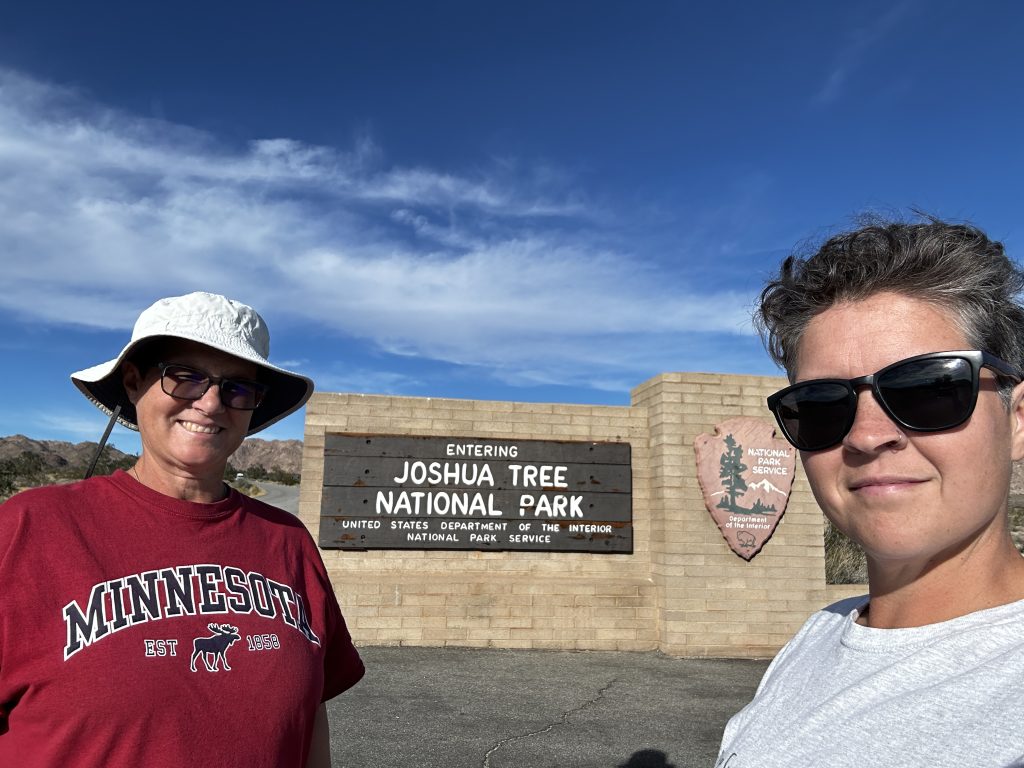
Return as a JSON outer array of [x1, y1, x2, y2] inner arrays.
[[319, 434, 632, 553]]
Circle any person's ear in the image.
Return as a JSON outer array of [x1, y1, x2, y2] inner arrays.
[[1009, 380, 1024, 462], [121, 361, 146, 405]]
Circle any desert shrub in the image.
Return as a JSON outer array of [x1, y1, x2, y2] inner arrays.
[[88, 451, 135, 477], [0, 451, 48, 498], [9, 451, 46, 485], [230, 464, 299, 485], [246, 464, 268, 480], [0, 460, 16, 502], [267, 466, 300, 485], [1009, 497, 1024, 555], [824, 517, 868, 584]]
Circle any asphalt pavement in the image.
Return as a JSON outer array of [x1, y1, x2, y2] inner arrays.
[[325, 645, 769, 768], [256, 482, 771, 766], [248, 480, 300, 512]]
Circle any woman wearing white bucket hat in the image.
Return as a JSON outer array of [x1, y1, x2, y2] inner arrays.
[[0, 292, 364, 767]]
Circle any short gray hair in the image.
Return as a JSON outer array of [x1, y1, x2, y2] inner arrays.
[[756, 215, 1024, 391]]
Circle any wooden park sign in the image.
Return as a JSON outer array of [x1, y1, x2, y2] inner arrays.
[[319, 434, 632, 553], [694, 417, 796, 560]]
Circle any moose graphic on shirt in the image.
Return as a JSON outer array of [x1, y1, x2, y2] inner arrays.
[[190, 623, 241, 672]]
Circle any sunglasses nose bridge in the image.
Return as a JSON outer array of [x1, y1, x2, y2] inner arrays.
[[191, 377, 229, 412], [846, 371, 877, 391], [842, 371, 885, 418], [842, 378, 907, 450]]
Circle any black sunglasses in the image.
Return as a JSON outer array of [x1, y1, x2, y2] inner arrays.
[[767, 350, 1021, 452], [158, 363, 269, 411]]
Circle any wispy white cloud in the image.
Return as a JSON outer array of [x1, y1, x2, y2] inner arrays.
[[308, 368, 423, 395], [0, 68, 759, 393], [27, 410, 121, 442], [815, 1, 917, 105]]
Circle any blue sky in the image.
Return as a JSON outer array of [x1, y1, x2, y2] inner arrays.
[[1, 1, 1023, 455]]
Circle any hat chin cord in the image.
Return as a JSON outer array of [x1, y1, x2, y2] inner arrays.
[[84, 404, 122, 480]]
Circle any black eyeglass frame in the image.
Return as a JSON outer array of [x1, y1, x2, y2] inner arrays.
[[157, 362, 270, 411], [766, 350, 1022, 452]]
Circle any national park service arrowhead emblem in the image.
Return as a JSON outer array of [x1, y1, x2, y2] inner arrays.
[[694, 417, 796, 560]]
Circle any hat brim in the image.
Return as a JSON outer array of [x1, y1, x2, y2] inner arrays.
[[71, 333, 313, 436]]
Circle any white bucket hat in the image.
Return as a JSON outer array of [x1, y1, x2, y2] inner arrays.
[[71, 292, 314, 436]]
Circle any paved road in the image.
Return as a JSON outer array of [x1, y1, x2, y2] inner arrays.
[[248, 480, 300, 513], [326, 646, 769, 768], [255, 481, 770, 765]]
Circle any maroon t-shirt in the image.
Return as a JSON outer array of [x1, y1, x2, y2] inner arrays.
[[0, 470, 364, 767]]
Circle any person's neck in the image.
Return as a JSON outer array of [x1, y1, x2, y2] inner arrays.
[[863, 536, 1024, 629], [130, 458, 229, 504]]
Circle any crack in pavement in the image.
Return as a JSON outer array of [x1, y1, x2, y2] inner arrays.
[[481, 678, 618, 768]]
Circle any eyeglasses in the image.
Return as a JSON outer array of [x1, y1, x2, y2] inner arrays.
[[158, 363, 269, 411], [767, 350, 1021, 452]]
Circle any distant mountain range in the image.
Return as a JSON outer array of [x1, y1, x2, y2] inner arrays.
[[229, 438, 302, 474], [0, 434, 303, 475], [5, 433, 1024, 498]]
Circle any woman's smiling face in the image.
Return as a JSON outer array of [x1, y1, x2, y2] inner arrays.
[[795, 291, 1024, 570], [124, 339, 257, 482]]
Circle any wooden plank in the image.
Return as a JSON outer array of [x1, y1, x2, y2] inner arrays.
[[319, 515, 633, 553], [325, 433, 630, 465], [322, 456, 631, 493], [322, 486, 633, 521]]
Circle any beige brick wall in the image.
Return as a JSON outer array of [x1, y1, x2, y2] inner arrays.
[[631, 373, 830, 657], [300, 373, 844, 659]]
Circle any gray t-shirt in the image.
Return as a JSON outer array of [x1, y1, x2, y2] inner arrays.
[[717, 596, 1024, 767]]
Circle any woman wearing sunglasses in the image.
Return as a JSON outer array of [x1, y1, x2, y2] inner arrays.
[[0, 292, 364, 767], [717, 218, 1024, 766]]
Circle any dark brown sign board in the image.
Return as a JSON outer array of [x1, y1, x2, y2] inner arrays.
[[319, 434, 632, 553]]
